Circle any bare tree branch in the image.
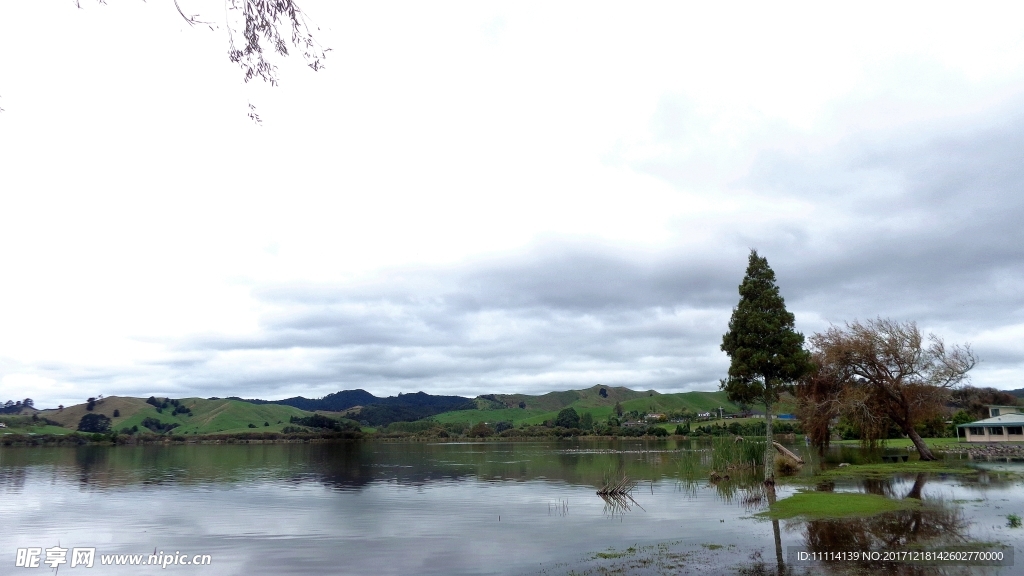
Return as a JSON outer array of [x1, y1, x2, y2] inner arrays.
[[174, 0, 217, 30], [806, 318, 976, 460]]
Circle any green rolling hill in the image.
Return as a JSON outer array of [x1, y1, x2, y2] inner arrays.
[[38, 396, 315, 435], [430, 385, 750, 426], [22, 386, 799, 436]]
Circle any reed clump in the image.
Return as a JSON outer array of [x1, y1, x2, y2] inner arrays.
[[597, 475, 644, 516], [709, 436, 765, 471], [598, 475, 638, 496]]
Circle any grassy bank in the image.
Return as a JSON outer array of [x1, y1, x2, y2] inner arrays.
[[831, 437, 968, 449]]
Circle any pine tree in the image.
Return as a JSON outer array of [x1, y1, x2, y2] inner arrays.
[[721, 250, 811, 484]]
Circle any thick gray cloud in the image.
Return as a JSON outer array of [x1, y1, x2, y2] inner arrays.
[[160, 247, 736, 399], [750, 108, 1024, 332], [146, 101, 1024, 400]]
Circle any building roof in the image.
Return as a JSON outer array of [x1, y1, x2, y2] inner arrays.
[[957, 414, 1024, 427]]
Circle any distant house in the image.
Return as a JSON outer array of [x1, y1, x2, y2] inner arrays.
[[985, 405, 1022, 418], [0, 423, 6, 428], [957, 406, 1024, 442], [645, 413, 665, 421]]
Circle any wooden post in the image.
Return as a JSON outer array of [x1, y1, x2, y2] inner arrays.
[[773, 441, 804, 465]]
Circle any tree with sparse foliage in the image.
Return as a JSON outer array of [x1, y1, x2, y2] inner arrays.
[[808, 318, 976, 461], [796, 349, 849, 455], [951, 386, 1018, 421], [580, 412, 594, 431], [721, 250, 812, 484]]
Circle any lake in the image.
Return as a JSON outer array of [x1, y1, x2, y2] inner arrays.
[[2, 439, 1023, 575]]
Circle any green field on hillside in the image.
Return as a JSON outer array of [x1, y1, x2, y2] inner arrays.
[[37, 397, 315, 435], [0, 414, 72, 435], [427, 390, 745, 426], [115, 399, 313, 435]]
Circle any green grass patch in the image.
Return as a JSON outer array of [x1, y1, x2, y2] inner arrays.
[[831, 437, 967, 449], [814, 460, 976, 479], [759, 491, 921, 520], [429, 408, 551, 426], [595, 546, 637, 559], [0, 425, 70, 435]]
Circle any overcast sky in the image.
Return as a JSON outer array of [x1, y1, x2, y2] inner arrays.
[[2, 2, 1024, 408]]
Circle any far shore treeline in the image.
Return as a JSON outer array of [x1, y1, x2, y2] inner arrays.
[[0, 381, 1019, 447]]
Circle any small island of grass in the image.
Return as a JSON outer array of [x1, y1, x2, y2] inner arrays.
[[759, 491, 921, 520]]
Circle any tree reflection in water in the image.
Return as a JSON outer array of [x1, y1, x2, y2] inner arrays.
[[801, 474, 974, 576]]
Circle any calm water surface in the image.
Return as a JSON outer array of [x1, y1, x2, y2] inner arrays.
[[2, 440, 1023, 575]]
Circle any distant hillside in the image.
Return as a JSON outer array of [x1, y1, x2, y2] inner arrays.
[[476, 385, 658, 412], [431, 386, 752, 427], [38, 396, 314, 435], [234, 389, 379, 412], [238, 390, 476, 426], [1008, 388, 1024, 398]]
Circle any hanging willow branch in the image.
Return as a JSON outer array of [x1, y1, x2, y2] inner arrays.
[[78, 1, 328, 86], [224, 0, 328, 86]]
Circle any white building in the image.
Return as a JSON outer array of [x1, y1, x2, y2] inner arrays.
[[957, 405, 1024, 443]]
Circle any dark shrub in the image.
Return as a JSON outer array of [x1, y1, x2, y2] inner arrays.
[[140, 417, 179, 434], [77, 413, 111, 433], [554, 408, 580, 429], [289, 414, 360, 432]]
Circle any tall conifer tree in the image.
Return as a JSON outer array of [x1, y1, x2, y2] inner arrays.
[[721, 250, 811, 484]]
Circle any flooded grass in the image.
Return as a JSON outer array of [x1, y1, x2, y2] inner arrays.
[[811, 460, 977, 479], [709, 436, 765, 471], [564, 541, 743, 576]]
